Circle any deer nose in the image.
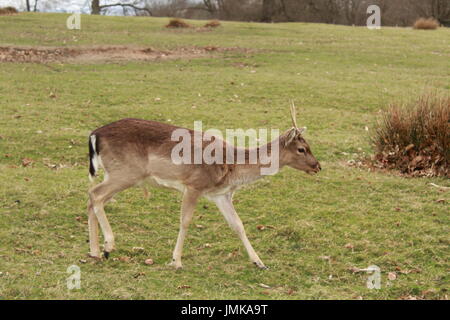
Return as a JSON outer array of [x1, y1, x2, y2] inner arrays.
[[316, 162, 321, 171]]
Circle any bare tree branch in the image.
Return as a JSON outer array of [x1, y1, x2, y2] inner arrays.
[[99, 3, 152, 15]]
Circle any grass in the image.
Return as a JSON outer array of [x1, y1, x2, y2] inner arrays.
[[0, 13, 449, 300]]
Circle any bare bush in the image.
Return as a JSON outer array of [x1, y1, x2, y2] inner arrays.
[[413, 17, 440, 29], [166, 18, 191, 28], [371, 93, 450, 177], [0, 6, 19, 15]]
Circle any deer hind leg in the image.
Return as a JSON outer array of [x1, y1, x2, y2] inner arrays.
[[169, 188, 200, 269], [87, 199, 100, 258], [88, 176, 136, 259], [214, 193, 267, 269]]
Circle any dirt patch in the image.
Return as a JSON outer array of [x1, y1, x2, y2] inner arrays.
[[0, 45, 253, 64]]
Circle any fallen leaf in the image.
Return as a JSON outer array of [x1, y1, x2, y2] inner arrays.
[[421, 289, 436, 297], [344, 243, 354, 249], [21, 158, 33, 167], [177, 285, 191, 289], [119, 256, 131, 262], [404, 144, 414, 152], [144, 258, 154, 265], [348, 266, 361, 273], [388, 272, 397, 281], [133, 272, 145, 278], [256, 225, 265, 230], [259, 283, 271, 289]]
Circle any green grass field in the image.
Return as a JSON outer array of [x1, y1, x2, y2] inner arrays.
[[0, 13, 449, 300]]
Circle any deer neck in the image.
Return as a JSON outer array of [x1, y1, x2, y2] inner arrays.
[[229, 137, 287, 186]]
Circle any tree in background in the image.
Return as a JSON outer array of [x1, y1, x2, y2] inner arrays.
[[414, 0, 450, 25], [90, 0, 152, 15], [25, 0, 38, 12], [83, 0, 449, 26]]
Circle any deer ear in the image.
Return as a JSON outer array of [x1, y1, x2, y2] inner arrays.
[[284, 128, 297, 147]]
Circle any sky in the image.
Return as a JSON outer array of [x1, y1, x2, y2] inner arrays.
[[0, 0, 186, 14]]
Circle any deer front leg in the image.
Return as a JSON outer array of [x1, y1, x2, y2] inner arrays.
[[214, 193, 267, 269], [169, 188, 200, 269]]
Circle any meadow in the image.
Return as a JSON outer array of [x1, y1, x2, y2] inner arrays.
[[0, 13, 448, 299]]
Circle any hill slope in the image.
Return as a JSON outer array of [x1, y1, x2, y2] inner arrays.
[[0, 13, 448, 299]]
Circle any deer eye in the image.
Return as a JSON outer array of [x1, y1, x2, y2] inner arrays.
[[298, 147, 306, 154]]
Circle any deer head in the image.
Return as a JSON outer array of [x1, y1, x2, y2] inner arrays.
[[280, 102, 321, 174]]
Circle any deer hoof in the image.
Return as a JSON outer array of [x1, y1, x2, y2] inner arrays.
[[104, 251, 110, 259], [168, 260, 183, 269], [87, 253, 101, 261], [254, 261, 268, 270]]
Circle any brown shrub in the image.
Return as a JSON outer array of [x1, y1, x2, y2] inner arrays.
[[165, 18, 191, 29], [0, 6, 19, 15], [413, 18, 439, 30], [204, 20, 221, 28], [371, 93, 450, 177]]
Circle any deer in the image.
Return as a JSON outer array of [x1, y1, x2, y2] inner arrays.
[[86, 103, 321, 269]]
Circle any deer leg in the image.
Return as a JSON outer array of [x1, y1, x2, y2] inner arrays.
[[87, 199, 100, 258], [214, 193, 267, 269], [169, 188, 200, 269], [88, 177, 133, 258]]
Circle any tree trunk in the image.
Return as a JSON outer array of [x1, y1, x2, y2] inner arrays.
[[26, 0, 31, 12], [261, 0, 288, 22], [91, 0, 100, 15]]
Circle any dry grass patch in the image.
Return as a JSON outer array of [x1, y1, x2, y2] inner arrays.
[[0, 6, 18, 15], [204, 20, 221, 28], [165, 18, 191, 29], [413, 18, 439, 30], [370, 92, 449, 177]]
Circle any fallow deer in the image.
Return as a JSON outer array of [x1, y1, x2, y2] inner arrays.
[[87, 103, 321, 269]]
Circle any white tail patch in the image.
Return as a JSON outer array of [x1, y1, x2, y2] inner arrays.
[[89, 134, 102, 182]]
